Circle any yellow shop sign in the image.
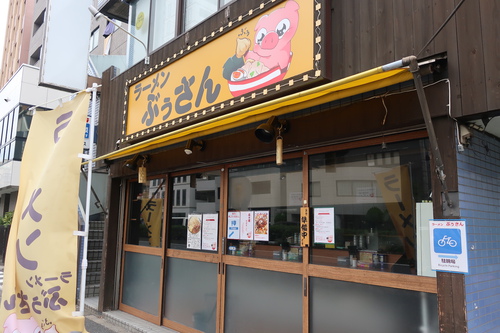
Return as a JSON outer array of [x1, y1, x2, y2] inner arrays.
[[125, 0, 317, 139]]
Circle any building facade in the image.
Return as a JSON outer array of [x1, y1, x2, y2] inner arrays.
[[0, 0, 35, 89], [94, 1, 500, 332], [0, 0, 110, 291], [0, 0, 103, 220]]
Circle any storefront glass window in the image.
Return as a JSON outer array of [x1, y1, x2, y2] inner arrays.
[[309, 139, 432, 275], [225, 266, 302, 333], [0, 107, 21, 164], [183, 0, 218, 31], [310, 277, 438, 333], [128, 0, 150, 66], [122, 252, 162, 316], [163, 258, 218, 333], [150, 0, 178, 51], [168, 170, 221, 251], [125, 178, 165, 247], [227, 158, 303, 261], [17, 105, 33, 136]]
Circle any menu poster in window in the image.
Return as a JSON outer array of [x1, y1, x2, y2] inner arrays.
[[254, 211, 269, 241], [314, 208, 335, 244], [240, 211, 254, 240], [202, 214, 219, 251], [227, 211, 240, 239], [187, 214, 202, 249]]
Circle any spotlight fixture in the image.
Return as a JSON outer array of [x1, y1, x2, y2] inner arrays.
[[124, 154, 149, 184], [123, 154, 148, 171], [184, 139, 205, 155], [255, 116, 288, 143], [255, 116, 289, 165], [124, 155, 140, 171]]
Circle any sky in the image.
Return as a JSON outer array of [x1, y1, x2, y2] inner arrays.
[[0, 0, 8, 66]]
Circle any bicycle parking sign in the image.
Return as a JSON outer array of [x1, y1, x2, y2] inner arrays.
[[434, 228, 461, 254], [429, 219, 468, 273]]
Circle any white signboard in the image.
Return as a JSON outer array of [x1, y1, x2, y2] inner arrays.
[[314, 207, 335, 244], [202, 214, 218, 251], [227, 211, 240, 239], [429, 219, 468, 273], [288, 192, 303, 206], [40, 0, 92, 91], [240, 211, 254, 240]]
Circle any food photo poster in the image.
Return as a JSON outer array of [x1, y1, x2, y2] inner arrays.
[[187, 214, 203, 249]]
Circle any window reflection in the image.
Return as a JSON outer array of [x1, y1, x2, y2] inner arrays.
[[309, 139, 432, 275], [168, 170, 221, 251], [139, 0, 237, 53], [227, 158, 303, 262], [125, 178, 165, 247], [310, 277, 438, 332], [150, 0, 177, 51], [127, 0, 150, 66], [184, 0, 218, 31]]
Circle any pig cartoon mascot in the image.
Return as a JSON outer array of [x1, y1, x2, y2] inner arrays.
[[223, 0, 300, 96], [3, 313, 59, 333]]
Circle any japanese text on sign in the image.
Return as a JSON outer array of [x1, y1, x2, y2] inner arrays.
[[131, 66, 221, 128]]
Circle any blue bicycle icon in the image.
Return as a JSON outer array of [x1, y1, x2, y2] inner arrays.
[[433, 228, 462, 254], [437, 235, 457, 247]]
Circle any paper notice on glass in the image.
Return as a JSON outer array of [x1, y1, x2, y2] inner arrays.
[[254, 211, 270, 241], [240, 211, 254, 240], [429, 219, 468, 273], [202, 213, 219, 251], [314, 208, 335, 244], [227, 211, 240, 239], [187, 214, 202, 249]]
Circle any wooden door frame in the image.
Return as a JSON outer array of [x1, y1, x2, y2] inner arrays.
[[161, 166, 226, 333], [118, 176, 168, 325], [120, 131, 439, 332]]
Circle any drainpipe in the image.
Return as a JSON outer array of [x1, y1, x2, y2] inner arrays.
[[405, 56, 453, 209]]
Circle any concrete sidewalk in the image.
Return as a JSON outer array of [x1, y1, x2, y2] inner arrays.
[[0, 264, 178, 333], [84, 297, 178, 333]]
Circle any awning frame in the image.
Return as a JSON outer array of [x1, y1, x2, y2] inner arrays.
[[95, 57, 418, 163], [95, 55, 454, 211]]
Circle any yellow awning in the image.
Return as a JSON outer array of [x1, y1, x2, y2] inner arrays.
[[95, 66, 413, 162]]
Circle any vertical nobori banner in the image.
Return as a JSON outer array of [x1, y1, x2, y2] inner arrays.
[[375, 165, 416, 262], [0, 92, 90, 333]]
